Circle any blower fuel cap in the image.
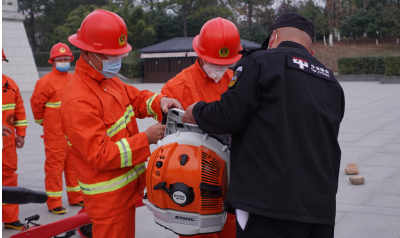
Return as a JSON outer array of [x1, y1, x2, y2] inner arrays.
[[169, 183, 194, 207], [153, 182, 194, 207]]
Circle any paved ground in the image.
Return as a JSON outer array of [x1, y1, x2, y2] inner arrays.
[[3, 82, 400, 238]]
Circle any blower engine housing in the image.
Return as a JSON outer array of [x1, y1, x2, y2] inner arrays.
[[143, 109, 230, 236]]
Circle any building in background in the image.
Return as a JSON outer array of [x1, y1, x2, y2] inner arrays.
[[139, 37, 261, 83], [2, 0, 39, 91]]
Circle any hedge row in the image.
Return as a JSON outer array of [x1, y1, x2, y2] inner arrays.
[[337, 57, 385, 75], [338, 56, 400, 76], [384, 57, 400, 76], [120, 58, 144, 78], [33, 51, 81, 67]]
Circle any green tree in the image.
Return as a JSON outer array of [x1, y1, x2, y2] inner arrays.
[[230, 0, 273, 27], [50, 5, 99, 50], [165, 0, 195, 37], [340, 4, 384, 38], [298, 0, 328, 40], [380, 5, 400, 37], [19, 0, 51, 52], [238, 23, 269, 44]]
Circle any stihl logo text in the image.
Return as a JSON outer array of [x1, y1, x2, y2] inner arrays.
[[175, 216, 196, 221]]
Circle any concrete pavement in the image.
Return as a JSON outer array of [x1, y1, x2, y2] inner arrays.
[[2, 82, 400, 238]]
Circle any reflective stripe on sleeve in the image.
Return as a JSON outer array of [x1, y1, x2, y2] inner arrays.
[[65, 135, 72, 146], [146, 93, 159, 120], [66, 186, 81, 192], [106, 105, 135, 138], [45, 101, 61, 108], [2, 103, 16, 111], [35, 118, 44, 124], [79, 163, 145, 195], [46, 191, 63, 197], [14, 120, 28, 127], [115, 138, 132, 168]]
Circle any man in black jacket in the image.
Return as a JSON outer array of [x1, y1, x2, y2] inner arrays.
[[182, 13, 345, 238]]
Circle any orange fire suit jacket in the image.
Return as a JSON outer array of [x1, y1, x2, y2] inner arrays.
[[31, 67, 72, 139], [161, 59, 236, 238], [161, 58, 233, 110], [2, 75, 28, 147], [60, 58, 165, 219]]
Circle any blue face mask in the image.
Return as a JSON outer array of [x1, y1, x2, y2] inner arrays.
[[90, 53, 122, 79], [56, 62, 70, 72]]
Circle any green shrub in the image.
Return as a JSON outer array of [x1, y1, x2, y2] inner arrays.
[[120, 51, 144, 78], [337, 57, 385, 75], [33, 51, 81, 67], [384, 57, 400, 76], [120, 59, 144, 78]]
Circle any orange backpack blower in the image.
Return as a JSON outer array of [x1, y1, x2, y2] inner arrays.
[[143, 109, 231, 236]]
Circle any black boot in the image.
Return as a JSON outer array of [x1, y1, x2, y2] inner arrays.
[[4, 220, 24, 230]]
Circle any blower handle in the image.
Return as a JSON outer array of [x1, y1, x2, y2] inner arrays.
[[153, 182, 170, 194], [161, 112, 169, 125], [25, 214, 40, 223]]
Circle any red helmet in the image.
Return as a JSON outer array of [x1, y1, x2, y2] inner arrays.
[[48, 43, 74, 64], [68, 9, 132, 55], [2, 49, 8, 62], [193, 17, 242, 65]]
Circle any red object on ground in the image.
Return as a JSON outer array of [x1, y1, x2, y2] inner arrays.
[[10, 210, 91, 238]]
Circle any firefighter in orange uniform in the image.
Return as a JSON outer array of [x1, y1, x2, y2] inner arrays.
[[2, 50, 28, 230], [60, 10, 182, 238], [30, 43, 83, 215], [161, 17, 242, 238]]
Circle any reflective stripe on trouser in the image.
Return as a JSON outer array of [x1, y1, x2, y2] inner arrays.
[[91, 204, 136, 238], [2, 103, 16, 111], [65, 135, 72, 146], [44, 139, 82, 210], [79, 163, 146, 195], [146, 93, 159, 120], [35, 118, 44, 124], [2, 146, 19, 223], [45, 101, 61, 108]]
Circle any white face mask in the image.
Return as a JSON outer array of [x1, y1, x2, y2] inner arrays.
[[55, 62, 70, 72], [202, 59, 236, 83]]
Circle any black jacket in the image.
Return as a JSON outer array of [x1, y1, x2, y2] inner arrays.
[[193, 41, 345, 225]]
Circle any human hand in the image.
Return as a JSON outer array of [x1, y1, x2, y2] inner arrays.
[[160, 97, 183, 113], [182, 103, 197, 125], [2, 125, 13, 137], [145, 122, 166, 144], [15, 135, 25, 148]]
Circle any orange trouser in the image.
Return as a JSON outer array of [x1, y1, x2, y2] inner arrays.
[[179, 213, 237, 238], [91, 204, 136, 238], [2, 145, 19, 223], [44, 139, 82, 210]]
